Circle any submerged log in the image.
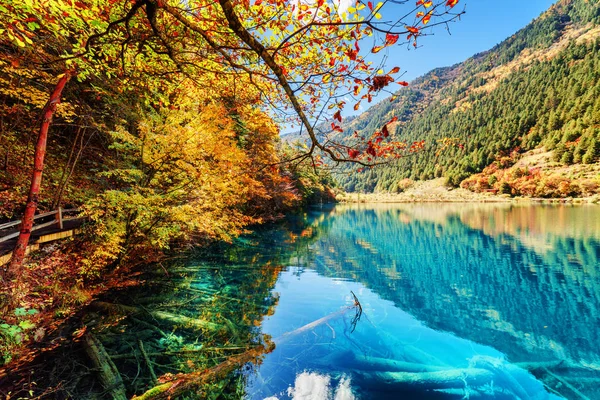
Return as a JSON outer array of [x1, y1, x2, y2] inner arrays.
[[274, 304, 358, 346], [543, 367, 591, 400], [91, 301, 223, 332], [132, 344, 273, 400], [83, 333, 127, 400], [316, 351, 448, 373], [352, 368, 495, 392]]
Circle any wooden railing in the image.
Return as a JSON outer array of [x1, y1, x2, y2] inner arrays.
[[0, 208, 81, 243]]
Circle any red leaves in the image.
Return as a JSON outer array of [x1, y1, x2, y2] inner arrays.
[[346, 49, 358, 60], [388, 66, 400, 74], [385, 33, 399, 46], [406, 26, 420, 35], [398, 81, 409, 86], [347, 42, 359, 60], [368, 1, 373, 10], [331, 123, 343, 133], [366, 142, 376, 157], [446, 0, 459, 7], [348, 149, 360, 158], [371, 75, 394, 92], [373, 34, 399, 53], [382, 125, 389, 137], [333, 110, 342, 122]]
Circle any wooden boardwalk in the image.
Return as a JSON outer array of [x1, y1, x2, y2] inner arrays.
[[0, 208, 84, 265]]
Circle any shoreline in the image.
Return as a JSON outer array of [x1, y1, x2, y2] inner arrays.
[[336, 179, 600, 205]]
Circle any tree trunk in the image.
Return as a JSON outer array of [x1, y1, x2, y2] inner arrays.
[[4, 72, 71, 281]]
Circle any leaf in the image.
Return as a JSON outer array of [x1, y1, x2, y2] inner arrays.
[[14, 308, 27, 317], [423, 12, 432, 25], [388, 66, 400, 74], [398, 81, 409, 86], [19, 320, 36, 330], [333, 110, 342, 122], [446, 0, 459, 7], [382, 125, 389, 137], [371, 45, 384, 53], [406, 26, 419, 35], [385, 33, 399, 46]]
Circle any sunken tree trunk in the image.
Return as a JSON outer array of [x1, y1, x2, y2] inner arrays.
[[4, 73, 71, 281]]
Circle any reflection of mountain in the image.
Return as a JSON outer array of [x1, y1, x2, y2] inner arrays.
[[304, 204, 600, 369]]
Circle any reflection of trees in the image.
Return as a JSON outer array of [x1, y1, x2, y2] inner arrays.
[[3, 235, 306, 398], [305, 205, 600, 369]]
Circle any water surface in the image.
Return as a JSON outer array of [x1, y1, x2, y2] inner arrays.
[[17, 203, 599, 399], [236, 203, 600, 399]]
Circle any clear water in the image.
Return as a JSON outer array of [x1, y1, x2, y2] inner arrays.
[[230, 203, 600, 399], [44, 203, 599, 399]]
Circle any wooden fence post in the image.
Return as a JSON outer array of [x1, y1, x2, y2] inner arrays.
[[57, 207, 63, 230]]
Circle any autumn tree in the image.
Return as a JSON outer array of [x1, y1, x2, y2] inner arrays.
[[1, 0, 464, 277]]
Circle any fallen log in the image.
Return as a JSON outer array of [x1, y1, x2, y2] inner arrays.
[[83, 333, 127, 400], [352, 368, 495, 392], [91, 301, 223, 332], [315, 351, 449, 373], [543, 367, 591, 400], [274, 304, 358, 346], [131, 343, 273, 400]]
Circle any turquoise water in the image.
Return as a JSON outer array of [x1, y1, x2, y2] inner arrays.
[[233, 203, 600, 399], [29, 203, 597, 399]]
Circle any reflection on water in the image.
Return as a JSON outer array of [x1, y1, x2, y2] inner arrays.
[[22, 203, 597, 398], [236, 203, 600, 399]]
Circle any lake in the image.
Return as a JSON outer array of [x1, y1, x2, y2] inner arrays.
[[235, 203, 600, 399], [8, 203, 600, 399]]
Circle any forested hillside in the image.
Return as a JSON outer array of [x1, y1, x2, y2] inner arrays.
[[336, 0, 600, 194]]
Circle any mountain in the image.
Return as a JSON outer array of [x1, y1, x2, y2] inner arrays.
[[334, 0, 600, 195]]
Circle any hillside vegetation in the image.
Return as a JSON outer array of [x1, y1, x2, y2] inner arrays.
[[335, 0, 600, 196]]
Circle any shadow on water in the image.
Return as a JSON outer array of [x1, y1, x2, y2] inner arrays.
[[2, 203, 600, 399]]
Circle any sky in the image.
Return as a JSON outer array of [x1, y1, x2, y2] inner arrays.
[[343, 0, 558, 115], [283, 0, 558, 129], [379, 0, 556, 82]]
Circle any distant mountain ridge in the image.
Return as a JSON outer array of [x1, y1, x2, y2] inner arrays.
[[333, 0, 600, 194]]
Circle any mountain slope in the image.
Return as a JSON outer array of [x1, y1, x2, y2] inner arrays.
[[335, 0, 600, 194]]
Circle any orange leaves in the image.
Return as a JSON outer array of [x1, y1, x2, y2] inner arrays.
[[422, 12, 432, 25], [372, 33, 399, 53], [371, 45, 384, 54], [388, 66, 400, 74], [446, 0, 459, 7], [398, 81, 409, 86]]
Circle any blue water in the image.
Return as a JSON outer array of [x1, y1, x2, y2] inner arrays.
[[231, 203, 600, 399]]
